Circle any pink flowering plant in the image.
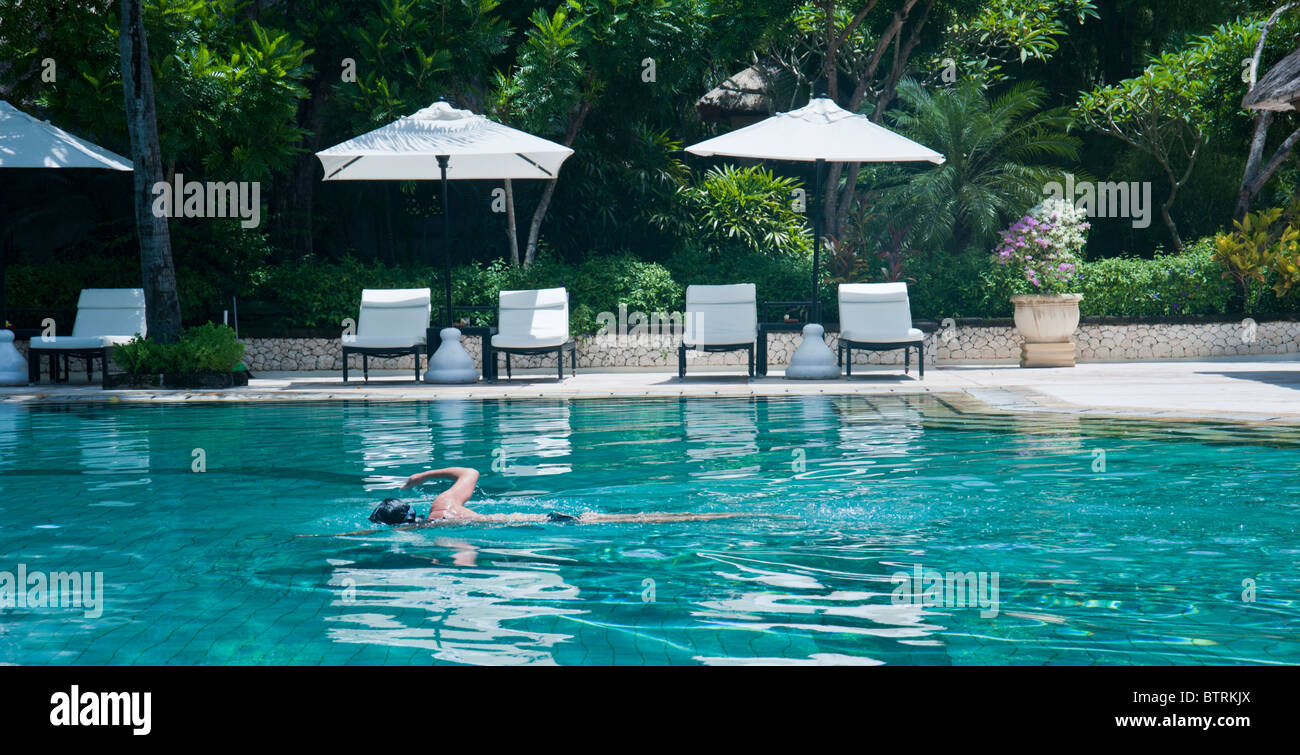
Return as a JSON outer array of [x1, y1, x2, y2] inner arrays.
[[993, 197, 1089, 293]]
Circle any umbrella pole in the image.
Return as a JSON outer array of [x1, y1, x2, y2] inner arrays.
[[1, 238, 6, 328], [813, 158, 824, 322], [1, 171, 6, 325], [438, 155, 451, 326]]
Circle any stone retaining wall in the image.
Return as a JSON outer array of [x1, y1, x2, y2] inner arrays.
[[14, 319, 1297, 376], [228, 318, 1300, 372]]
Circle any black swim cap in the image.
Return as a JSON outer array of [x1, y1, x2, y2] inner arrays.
[[369, 497, 416, 525]]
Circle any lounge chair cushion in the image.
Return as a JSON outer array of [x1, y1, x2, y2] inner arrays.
[[839, 326, 924, 344], [492, 287, 569, 349], [838, 283, 921, 343], [29, 335, 132, 350], [361, 289, 432, 308], [684, 283, 756, 346], [30, 288, 146, 350], [352, 288, 431, 348], [342, 335, 424, 348], [59, 288, 148, 344], [839, 282, 909, 303]]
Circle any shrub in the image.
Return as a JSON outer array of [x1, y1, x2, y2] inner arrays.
[[251, 251, 679, 337], [112, 324, 245, 375], [567, 253, 682, 335], [259, 256, 441, 328], [112, 336, 172, 376], [173, 322, 246, 372], [1079, 240, 1236, 317], [1213, 204, 1300, 311], [904, 248, 1017, 319], [904, 239, 1244, 320], [665, 244, 812, 318], [2, 258, 139, 327]]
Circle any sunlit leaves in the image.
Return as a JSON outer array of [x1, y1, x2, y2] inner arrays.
[[658, 164, 811, 257]]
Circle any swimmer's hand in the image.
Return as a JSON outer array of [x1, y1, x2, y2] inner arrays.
[[401, 474, 422, 489]]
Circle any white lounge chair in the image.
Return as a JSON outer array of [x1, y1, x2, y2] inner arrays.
[[27, 288, 146, 384], [341, 288, 431, 382], [485, 287, 575, 382], [678, 283, 757, 378], [837, 282, 924, 377]]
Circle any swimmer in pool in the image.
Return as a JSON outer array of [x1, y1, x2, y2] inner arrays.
[[299, 465, 768, 537]]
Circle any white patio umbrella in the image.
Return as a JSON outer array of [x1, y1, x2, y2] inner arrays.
[[0, 100, 133, 385], [316, 101, 574, 325], [686, 96, 945, 320], [0, 100, 134, 170]]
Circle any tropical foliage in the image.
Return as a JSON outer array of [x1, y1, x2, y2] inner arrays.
[[875, 79, 1080, 255], [656, 165, 811, 258], [1214, 204, 1300, 306], [3, 0, 1300, 327]]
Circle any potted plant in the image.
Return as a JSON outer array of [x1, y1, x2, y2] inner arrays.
[[109, 323, 249, 388], [994, 198, 1089, 367]]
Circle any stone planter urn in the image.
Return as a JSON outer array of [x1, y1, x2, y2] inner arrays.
[[1011, 293, 1082, 367], [0, 330, 27, 386]]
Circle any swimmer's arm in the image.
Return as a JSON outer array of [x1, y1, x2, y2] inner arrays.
[[406, 466, 480, 512], [402, 466, 479, 490]]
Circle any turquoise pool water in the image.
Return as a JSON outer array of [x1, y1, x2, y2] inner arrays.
[[0, 396, 1296, 666]]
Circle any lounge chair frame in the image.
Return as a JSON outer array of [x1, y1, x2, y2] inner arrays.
[[342, 344, 423, 383], [677, 342, 755, 379], [838, 337, 924, 378], [27, 346, 110, 385], [485, 340, 577, 382]]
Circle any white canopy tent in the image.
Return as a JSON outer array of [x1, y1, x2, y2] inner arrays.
[[0, 100, 133, 385], [317, 101, 574, 325], [686, 96, 944, 320]]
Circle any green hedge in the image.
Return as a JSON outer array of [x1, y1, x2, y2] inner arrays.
[[900, 239, 1296, 319], [4, 258, 140, 326], [253, 252, 682, 336], [901, 248, 1013, 319], [1076, 240, 1237, 318], [665, 245, 811, 317], [10, 238, 1300, 333]]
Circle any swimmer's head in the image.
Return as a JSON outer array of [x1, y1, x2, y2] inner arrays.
[[369, 497, 417, 525]]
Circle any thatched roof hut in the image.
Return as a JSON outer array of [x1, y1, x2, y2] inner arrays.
[[696, 64, 780, 126], [1243, 47, 1300, 112]]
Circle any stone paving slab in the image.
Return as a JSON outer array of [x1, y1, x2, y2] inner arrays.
[[4, 356, 1300, 424]]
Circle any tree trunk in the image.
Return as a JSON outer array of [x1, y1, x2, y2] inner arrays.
[[120, 0, 183, 343], [816, 0, 933, 244], [524, 179, 557, 267], [1235, 2, 1300, 219], [1237, 117, 1300, 220], [1237, 110, 1275, 220], [504, 178, 519, 265], [522, 100, 591, 266], [1160, 203, 1183, 253]]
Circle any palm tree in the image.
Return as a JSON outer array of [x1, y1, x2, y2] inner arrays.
[[875, 79, 1081, 255], [120, 0, 183, 342]]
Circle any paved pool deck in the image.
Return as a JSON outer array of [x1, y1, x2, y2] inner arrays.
[[5, 355, 1300, 424]]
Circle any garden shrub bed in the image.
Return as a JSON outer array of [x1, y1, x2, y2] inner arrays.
[[10, 239, 1300, 335], [109, 323, 247, 389]]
